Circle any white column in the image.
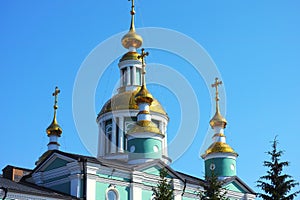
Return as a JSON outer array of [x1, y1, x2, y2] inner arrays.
[[120, 69, 123, 87], [118, 117, 124, 153], [132, 66, 136, 85], [98, 121, 105, 157], [111, 118, 117, 153], [86, 178, 96, 200], [126, 66, 131, 86], [69, 174, 82, 198]]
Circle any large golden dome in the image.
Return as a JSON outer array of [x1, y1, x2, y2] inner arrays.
[[98, 89, 167, 117]]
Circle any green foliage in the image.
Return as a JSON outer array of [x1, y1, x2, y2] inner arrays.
[[257, 136, 300, 200], [152, 168, 174, 200], [199, 172, 229, 200]]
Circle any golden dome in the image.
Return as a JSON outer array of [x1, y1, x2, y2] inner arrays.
[[209, 110, 227, 128], [127, 121, 162, 135], [98, 89, 167, 117], [46, 116, 62, 136], [121, 30, 143, 49], [202, 142, 238, 158], [120, 51, 142, 62], [135, 85, 153, 104]]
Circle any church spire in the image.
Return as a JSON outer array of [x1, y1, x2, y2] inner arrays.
[[209, 77, 227, 129], [46, 86, 62, 150], [202, 78, 237, 179], [121, 0, 143, 50]]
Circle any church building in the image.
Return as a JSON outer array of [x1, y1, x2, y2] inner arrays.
[[0, 1, 256, 200]]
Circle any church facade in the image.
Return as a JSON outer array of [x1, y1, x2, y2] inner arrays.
[[1, 2, 256, 200]]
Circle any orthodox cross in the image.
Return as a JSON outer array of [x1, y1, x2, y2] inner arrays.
[[52, 86, 60, 110], [138, 48, 149, 85], [211, 77, 222, 103]]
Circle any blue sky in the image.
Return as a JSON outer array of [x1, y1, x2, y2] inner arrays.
[[1, 1, 300, 195]]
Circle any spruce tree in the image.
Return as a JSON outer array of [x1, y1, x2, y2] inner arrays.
[[152, 168, 174, 200], [257, 136, 300, 200], [199, 172, 229, 200]]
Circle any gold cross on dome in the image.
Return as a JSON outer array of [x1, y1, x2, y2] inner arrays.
[[211, 77, 222, 102], [52, 86, 60, 110], [138, 48, 149, 68]]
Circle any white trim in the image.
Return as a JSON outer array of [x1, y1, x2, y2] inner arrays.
[[106, 186, 120, 200]]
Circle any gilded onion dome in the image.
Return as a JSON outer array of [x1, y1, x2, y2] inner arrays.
[[121, 0, 143, 49], [135, 85, 153, 104], [120, 51, 142, 62], [209, 110, 227, 128], [210, 77, 227, 129], [46, 87, 62, 137], [97, 89, 167, 117]]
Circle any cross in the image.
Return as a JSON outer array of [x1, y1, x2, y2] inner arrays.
[[138, 48, 149, 67], [211, 77, 222, 102], [52, 86, 60, 110], [128, 0, 135, 15], [137, 48, 149, 85]]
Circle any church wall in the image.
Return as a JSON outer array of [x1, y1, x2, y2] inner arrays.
[[95, 181, 130, 200], [205, 157, 236, 177]]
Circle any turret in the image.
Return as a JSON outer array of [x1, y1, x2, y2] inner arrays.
[[202, 78, 238, 179], [127, 49, 167, 164], [46, 86, 62, 150]]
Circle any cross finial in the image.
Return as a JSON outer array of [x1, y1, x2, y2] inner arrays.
[[52, 86, 60, 110], [211, 77, 222, 113], [128, 0, 135, 15], [137, 48, 149, 85]]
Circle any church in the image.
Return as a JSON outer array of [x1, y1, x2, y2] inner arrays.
[[0, 1, 256, 200]]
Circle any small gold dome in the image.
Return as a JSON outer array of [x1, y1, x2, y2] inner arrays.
[[120, 51, 142, 62], [202, 142, 238, 158], [121, 30, 143, 49], [127, 121, 162, 135], [135, 85, 153, 104], [209, 111, 227, 128], [98, 89, 167, 117], [46, 118, 62, 136]]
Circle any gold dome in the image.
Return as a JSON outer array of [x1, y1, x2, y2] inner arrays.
[[202, 142, 238, 158], [135, 85, 153, 104], [120, 51, 142, 62], [127, 121, 162, 135], [121, 30, 143, 49], [209, 111, 227, 128], [98, 89, 167, 117], [46, 117, 62, 136]]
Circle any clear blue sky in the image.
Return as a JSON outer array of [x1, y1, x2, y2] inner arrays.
[[1, 1, 300, 196]]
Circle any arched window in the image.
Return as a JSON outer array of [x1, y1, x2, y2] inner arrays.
[[106, 188, 119, 200]]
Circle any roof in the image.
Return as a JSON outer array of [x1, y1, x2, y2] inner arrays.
[[97, 90, 167, 117], [0, 177, 78, 199]]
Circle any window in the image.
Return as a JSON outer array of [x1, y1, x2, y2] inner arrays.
[[106, 188, 119, 200]]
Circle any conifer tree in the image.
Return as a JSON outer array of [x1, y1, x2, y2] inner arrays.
[[152, 168, 174, 200], [257, 136, 300, 200], [199, 172, 229, 200]]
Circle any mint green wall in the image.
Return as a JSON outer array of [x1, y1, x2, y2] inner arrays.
[[96, 181, 130, 200], [128, 138, 162, 160], [142, 189, 153, 200], [205, 157, 236, 177], [225, 182, 246, 193]]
